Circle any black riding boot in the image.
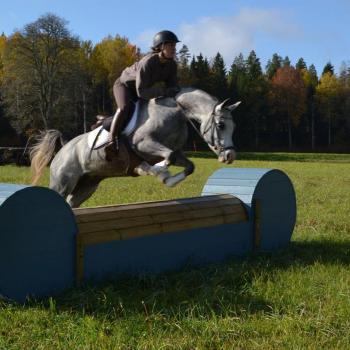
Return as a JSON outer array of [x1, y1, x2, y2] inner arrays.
[[108, 109, 125, 152]]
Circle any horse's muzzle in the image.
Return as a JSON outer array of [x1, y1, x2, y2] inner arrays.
[[218, 149, 236, 164]]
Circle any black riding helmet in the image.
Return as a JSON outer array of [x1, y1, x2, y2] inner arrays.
[[152, 30, 180, 49]]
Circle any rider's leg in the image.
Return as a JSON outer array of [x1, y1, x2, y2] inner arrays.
[[110, 79, 133, 151]]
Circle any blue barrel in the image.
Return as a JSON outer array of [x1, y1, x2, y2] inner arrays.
[[202, 168, 296, 250], [0, 168, 296, 301], [0, 184, 77, 302]]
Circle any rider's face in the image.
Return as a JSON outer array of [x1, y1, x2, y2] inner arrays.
[[161, 42, 177, 59]]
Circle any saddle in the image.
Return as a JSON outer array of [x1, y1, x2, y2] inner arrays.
[[88, 101, 140, 150]]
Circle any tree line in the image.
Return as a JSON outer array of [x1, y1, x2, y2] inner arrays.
[[0, 13, 349, 153]]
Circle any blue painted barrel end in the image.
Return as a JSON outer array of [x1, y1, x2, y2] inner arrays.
[[202, 168, 296, 250], [0, 184, 77, 302]]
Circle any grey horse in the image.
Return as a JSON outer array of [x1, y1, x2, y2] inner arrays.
[[30, 87, 240, 208]]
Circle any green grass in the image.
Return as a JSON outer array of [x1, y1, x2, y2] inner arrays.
[[1, 152, 350, 349]]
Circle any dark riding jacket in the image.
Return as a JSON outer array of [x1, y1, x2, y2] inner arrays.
[[119, 53, 178, 100]]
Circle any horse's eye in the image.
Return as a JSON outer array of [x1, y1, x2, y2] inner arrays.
[[217, 122, 225, 130]]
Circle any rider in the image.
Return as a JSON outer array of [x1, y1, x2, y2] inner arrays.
[[107, 30, 181, 151]]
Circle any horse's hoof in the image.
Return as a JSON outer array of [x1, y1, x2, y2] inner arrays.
[[157, 171, 171, 183], [164, 172, 186, 187]]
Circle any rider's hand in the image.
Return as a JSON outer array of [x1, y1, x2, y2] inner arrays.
[[165, 86, 180, 98]]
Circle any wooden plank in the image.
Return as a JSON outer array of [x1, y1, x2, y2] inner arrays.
[[80, 224, 161, 245], [74, 197, 242, 224], [76, 202, 246, 234], [74, 194, 231, 215], [77, 215, 155, 234], [74, 195, 239, 219], [74, 194, 238, 216], [159, 216, 225, 233], [149, 206, 237, 223], [225, 211, 248, 223], [79, 209, 248, 246], [222, 205, 247, 217]]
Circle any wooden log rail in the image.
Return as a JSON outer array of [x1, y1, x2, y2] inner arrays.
[[73, 194, 248, 284]]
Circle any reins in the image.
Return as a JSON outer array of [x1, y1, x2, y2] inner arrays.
[[177, 101, 235, 153]]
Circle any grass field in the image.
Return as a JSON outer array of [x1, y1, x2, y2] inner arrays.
[[0, 152, 350, 349]]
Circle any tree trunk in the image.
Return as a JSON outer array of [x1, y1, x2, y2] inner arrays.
[[328, 113, 331, 146], [254, 116, 259, 149], [82, 90, 87, 133], [311, 101, 315, 150], [102, 84, 105, 113], [288, 116, 292, 150]]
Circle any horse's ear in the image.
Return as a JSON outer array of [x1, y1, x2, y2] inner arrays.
[[226, 101, 241, 112], [215, 98, 232, 112], [215, 99, 240, 113]]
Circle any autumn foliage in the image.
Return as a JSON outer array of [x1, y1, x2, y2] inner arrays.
[[0, 14, 350, 152]]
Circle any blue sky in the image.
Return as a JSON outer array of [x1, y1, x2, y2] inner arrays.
[[1, 0, 349, 75]]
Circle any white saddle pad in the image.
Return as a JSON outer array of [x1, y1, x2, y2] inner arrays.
[[87, 101, 140, 150]]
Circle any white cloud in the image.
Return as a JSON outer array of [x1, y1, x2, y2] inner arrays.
[[178, 8, 302, 65], [134, 29, 156, 51], [135, 7, 302, 66]]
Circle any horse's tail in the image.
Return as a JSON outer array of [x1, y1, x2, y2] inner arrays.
[[30, 130, 65, 185]]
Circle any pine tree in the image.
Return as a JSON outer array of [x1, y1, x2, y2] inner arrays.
[[265, 53, 282, 79], [178, 44, 190, 68], [308, 64, 318, 83], [296, 58, 307, 70], [246, 50, 262, 79], [245, 50, 267, 147], [227, 53, 246, 100], [189, 53, 211, 91], [177, 45, 192, 86], [210, 52, 227, 99], [282, 56, 291, 67], [322, 62, 334, 76]]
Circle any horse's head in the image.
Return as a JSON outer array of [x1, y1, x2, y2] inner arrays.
[[201, 98, 241, 164]]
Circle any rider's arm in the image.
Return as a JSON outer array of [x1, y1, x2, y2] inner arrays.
[[136, 58, 165, 100]]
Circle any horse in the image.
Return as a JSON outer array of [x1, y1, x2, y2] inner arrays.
[[30, 87, 240, 208]]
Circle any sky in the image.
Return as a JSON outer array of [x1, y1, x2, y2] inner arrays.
[[1, 0, 349, 76]]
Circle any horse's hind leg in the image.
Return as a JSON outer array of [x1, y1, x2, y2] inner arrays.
[[66, 175, 102, 208], [134, 161, 171, 183], [49, 172, 80, 201]]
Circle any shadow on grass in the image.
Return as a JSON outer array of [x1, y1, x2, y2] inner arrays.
[[6, 239, 349, 321], [16, 239, 346, 319]]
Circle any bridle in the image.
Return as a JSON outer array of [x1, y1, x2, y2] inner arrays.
[[184, 102, 236, 154]]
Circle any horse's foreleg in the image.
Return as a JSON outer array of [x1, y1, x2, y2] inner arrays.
[[163, 151, 195, 187], [134, 138, 195, 186]]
